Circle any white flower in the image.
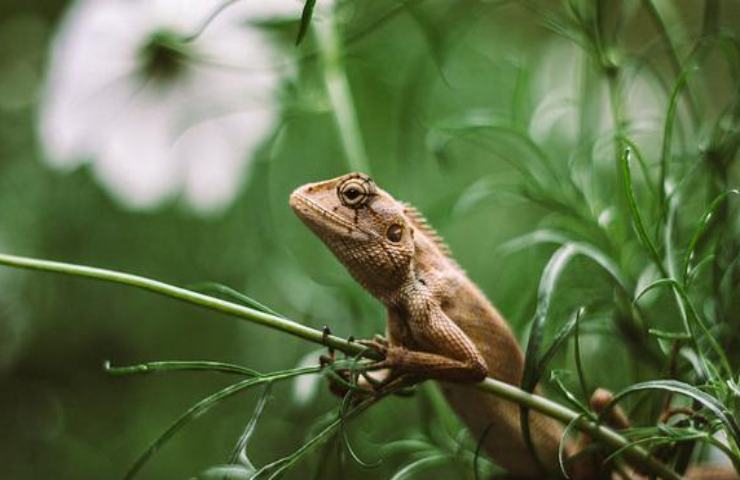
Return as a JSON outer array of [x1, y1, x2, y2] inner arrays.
[[39, 0, 302, 213]]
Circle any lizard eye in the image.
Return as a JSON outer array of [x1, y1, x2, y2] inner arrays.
[[386, 224, 403, 242], [338, 177, 373, 208], [344, 187, 361, 200]]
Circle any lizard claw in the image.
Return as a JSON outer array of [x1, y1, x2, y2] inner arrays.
[[319, 325, 336, 368], [358, 335, 390, 358]]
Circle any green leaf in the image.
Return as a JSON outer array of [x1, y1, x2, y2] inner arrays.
[[295, 0, 317, 45], [557, 413, 585, 479], [339, 390, 382, 468], [499, 232, 628, 290], [253, 416, 343, 480], [634, 277, 731, 378], [622, 148, 668, 278], [427, 110, 556, 182], [253, 397, 377, 480], [537, 307, 583, 386], [474, 423, 494, 480], [124, 367, 320, 480], [647, 328, 691, 341], [498, 229, 572, 255], [230, 383, 273, 468], [618, 136, 658, 198], [550, 369, 592, 415], [389, 454, 450, 480], [658, 64, 694, 212], [104, 360, 260, 378], [603, 380, 740, 448], [520, 244, 579, 473], [682, 189, 739, 285], [188, 282, 284, 318], [573, 308, 588, 401]]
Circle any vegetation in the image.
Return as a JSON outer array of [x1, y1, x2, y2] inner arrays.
[[0, 0, 737, 479]]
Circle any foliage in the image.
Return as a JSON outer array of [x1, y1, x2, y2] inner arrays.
[[0, 0, 737, 479]]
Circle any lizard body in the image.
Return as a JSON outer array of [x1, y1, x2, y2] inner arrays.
[[290, 172, 563, 477], [289, 172, 737, 480]]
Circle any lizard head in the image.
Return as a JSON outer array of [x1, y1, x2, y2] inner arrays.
[[290, 172, 415, 296]]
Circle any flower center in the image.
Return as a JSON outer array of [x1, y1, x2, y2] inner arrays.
[[138, 29, 192, 83]]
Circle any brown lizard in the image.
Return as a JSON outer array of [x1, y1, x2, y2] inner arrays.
[[289, 172, 737, 480]]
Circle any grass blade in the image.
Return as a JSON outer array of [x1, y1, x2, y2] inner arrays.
[[658, 68, 692, 213], [520, 244, 579, 472], [339, 390, 382, 468], [189, 282, 284, 318], [634, 277, 731, 378], [389, 454, 449, 480], [253, 397, 378, 480], [104, 360, 260, 377], [603, 379, 740, 448], [681, 189, 739, 285], [295, 0, 317, 45], [622, 148, 668, 277], [124, 367, 320, 480], [230, 383, 274, 467], [557, 413, 585, 479], [573, 308, 588, 401], [537, 308, 582, 385]]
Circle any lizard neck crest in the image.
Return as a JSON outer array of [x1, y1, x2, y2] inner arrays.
[[402, 202, 452, 258]]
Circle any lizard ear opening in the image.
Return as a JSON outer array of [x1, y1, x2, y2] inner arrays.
[[386, 223, 403, 242]]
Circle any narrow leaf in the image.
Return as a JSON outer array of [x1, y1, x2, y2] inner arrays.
[[253, 397, 377, 480], [230, 383, 274, 467], [389, 454, 449, 480], [124, 367, 320, 480], [295, 0, 317, 45], [658, 67, 693, 212], [104, 360, 260, 378], [520, 244, 579, 474], [573, 308, 588, 401], [647, 328, 691, 341], [622, 148, 668, 277], [557, 414, 585, 479], [189, 282, 284, 318], [634, 277, 731, 378], [682, 189, 739, 285], [604, 380, 740, 447], [537, 307, 583, 377]]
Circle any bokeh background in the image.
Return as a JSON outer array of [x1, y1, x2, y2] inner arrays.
[[0, 0, 738, 479]]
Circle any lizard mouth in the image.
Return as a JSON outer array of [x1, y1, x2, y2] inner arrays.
[[289, 190, 373, 241]]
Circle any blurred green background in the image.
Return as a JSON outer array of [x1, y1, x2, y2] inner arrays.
[[0, 0, 738, 479]]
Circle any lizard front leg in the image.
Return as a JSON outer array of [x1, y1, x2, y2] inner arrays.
[[364, 299, 488, 384]]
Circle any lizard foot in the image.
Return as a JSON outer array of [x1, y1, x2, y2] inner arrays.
[[355, 339, 418, 395], [318, 328, 376, 398]]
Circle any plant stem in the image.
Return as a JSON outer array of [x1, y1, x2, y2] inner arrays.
[[0, 252, 680, 480], [313, 4, 370, 174], [0, 252, 377, 361], [476, 378, 679, 480]]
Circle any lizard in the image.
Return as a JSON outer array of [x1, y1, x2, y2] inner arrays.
[[289, 172, 738, 479]]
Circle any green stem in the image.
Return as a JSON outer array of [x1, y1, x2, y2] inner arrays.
[[313, 5, 370, 174], [476, 378, 681, 480], [641, 0, 699, 126], [0, 253, 376, 360], [0, 252, 680, 480]]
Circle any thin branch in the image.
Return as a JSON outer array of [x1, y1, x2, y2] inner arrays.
[[0, 252, 377, 360], [0, 252, 680, 480]]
